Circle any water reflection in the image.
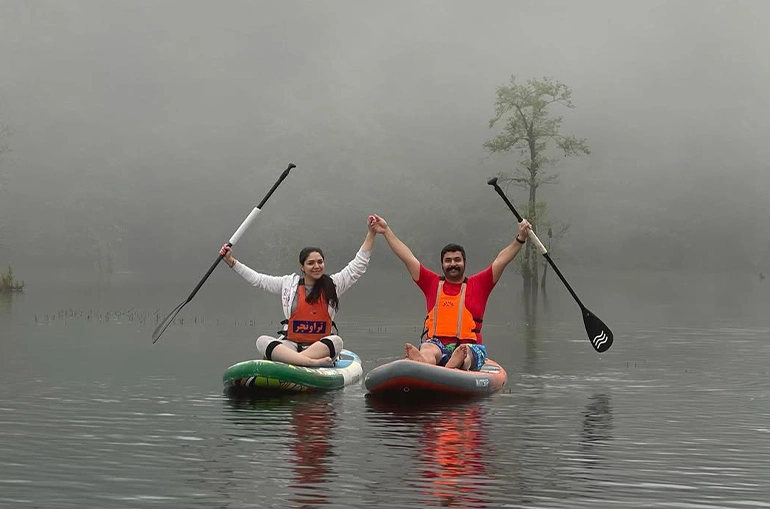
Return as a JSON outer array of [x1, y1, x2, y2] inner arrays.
[[579, 393, 613, 471], [0, 291, 13, 314], [4, 274, 770, 508], [365, 398, 492, 508], [224, 391, 337, 509]]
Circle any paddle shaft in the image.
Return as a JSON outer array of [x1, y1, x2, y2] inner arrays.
[[488, 180, 587, 311], [152, 163, 295, 343], [487, 176, 613, 353], [186, 163, 295, 302]]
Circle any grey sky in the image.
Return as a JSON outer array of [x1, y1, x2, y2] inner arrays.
[[1, 0, 768, 277]]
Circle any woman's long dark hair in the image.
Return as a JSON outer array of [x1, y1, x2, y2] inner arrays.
[[299, 247, 339, 311]]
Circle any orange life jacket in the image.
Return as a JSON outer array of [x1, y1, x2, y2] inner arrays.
[[422, 278, 482, 345], [286, 283, 334, 344]]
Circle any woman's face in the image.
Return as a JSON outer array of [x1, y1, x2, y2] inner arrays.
[[301, 251, 325, 282]]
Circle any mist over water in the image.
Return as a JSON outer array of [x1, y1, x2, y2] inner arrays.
[[1, 0, 769, 278]]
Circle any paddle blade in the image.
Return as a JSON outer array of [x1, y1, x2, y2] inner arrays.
[[152, 300, 186, 344], [582, 308, 613, 352]]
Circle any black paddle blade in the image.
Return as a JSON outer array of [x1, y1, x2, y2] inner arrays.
[[152, 301, 186, 344], [582, 308, 613, 352]]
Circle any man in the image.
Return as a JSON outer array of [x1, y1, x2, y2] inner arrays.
[[368, 214, 531, 371]]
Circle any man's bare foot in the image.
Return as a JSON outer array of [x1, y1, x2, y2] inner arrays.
[[461, 346, 474, 370], [445, 344, 468, 369], [405, 343, 428, 363], [308, 356, 334, 367]]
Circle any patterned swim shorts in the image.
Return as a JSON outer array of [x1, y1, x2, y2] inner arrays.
[[422, 339, 487, 371]]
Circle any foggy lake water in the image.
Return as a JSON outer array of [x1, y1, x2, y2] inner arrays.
[[1, 268, 769, 508]]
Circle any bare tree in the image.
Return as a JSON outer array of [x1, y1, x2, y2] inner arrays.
[[484, 76, 589, 294]]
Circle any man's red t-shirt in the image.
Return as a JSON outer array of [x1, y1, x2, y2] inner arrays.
[[415, 264, 497, 343]]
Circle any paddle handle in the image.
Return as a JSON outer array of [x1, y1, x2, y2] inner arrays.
[[226, 162, 294, 246], [524, 229, 547, 255], [486, 178, 548, 255], [229, 208, 262, 245]]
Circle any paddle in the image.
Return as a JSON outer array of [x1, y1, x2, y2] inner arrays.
[[487, 177, 613, 353], [152, 163, 296, 344]]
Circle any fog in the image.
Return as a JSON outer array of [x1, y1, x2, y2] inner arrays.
[[1, 0, 769, 284]]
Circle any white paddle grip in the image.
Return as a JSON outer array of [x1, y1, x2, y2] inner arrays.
[[527, 229, 548, 255], [229, 207, 262, 245]]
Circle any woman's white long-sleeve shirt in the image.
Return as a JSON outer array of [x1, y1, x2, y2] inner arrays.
[[232, 247, 372, 323]]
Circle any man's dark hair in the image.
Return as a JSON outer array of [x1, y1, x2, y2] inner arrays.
[[440, 243, 466, 263]]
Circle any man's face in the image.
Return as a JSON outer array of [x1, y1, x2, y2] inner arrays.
[[441, 251, 465, 282]]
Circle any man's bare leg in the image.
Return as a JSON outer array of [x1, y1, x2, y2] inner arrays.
[[405, 342, 441, 365], [445, 345, 473, 370]]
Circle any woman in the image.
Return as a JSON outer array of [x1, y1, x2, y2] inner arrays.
[[220, 217, 377, 367]]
